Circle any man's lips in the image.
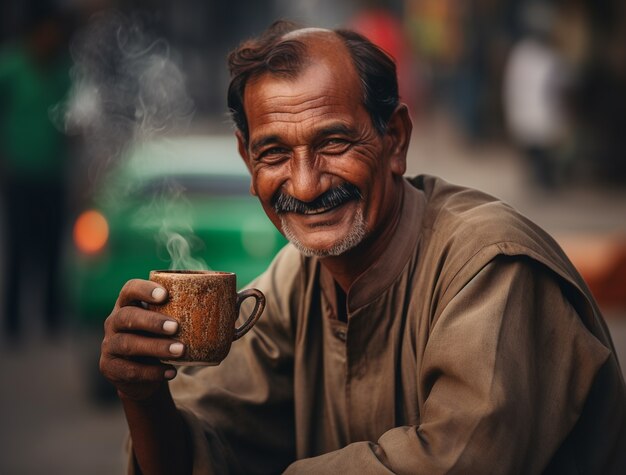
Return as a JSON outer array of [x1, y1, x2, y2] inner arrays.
[[284, 199, 358, 231]]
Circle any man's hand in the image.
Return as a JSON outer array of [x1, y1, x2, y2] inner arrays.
[[100, 279, 184, 401]]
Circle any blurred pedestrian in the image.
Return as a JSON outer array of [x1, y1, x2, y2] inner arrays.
[[0, 10, 71, 337], [502, 2, 571, 189]]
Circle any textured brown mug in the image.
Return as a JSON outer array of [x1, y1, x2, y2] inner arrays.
[[148, 270, 265, 365]]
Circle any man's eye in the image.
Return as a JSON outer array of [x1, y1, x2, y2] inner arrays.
[[258, 147, 289, 163], [319, 139, 351, 155]]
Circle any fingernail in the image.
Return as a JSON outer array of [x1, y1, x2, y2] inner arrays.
[[152, 287, 166, 301], [163, 320, 178, 334], [164, 368, 176, 380], [169, 342, 184, 356]]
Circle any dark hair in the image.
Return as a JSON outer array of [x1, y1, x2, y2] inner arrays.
[[227, 20, 399, 143]]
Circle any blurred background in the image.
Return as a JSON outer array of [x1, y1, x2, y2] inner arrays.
[[1, 0, 625, 473]]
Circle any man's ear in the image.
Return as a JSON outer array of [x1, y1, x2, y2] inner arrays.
[[384, 104, 412, 176], [236, 130, 257, 196]]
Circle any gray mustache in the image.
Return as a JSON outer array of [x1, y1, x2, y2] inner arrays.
[[273, 183, 362, 214]]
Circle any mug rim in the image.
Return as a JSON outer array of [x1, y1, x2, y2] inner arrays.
[[150, 269, 235, 276]]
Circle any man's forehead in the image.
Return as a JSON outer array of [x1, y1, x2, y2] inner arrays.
[[241, 27, 362, 142], [245, 59, 361, 115], [243, 64, 366, 147]]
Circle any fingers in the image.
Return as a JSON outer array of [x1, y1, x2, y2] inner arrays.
[[103, 332, 185, 360], [107, 305, 178, 336], [103, 295, 185, 366], [101, 279, 182, 400], [100, 324, 185, 400], [116, 279, 168, 308]]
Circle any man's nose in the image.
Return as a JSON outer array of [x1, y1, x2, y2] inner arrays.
[[287, 150, 324, 202]]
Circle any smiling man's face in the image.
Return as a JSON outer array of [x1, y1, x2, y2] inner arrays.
[[237, 32, 405, 258]]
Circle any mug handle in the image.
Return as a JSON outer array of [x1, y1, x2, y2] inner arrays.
[[234, 288, 266, 340]]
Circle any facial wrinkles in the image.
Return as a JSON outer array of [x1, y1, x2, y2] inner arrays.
[[247, 59, 361, 128], [243, 44, 389, 211], [255, 92, 334, 117], [335, 125, 383, 179], [253, 112, 383, 196], [249, 86, 377, 149], [251, 96, 356, 139]]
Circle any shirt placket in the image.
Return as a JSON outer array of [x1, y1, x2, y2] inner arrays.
[[320, 291, 350, 449]]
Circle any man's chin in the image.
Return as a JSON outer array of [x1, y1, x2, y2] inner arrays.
[[280, 208, 367, 258]]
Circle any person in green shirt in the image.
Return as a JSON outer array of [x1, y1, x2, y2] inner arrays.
[[0, 11, 71, 337]]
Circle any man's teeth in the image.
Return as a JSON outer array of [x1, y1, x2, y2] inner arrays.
[[303, 207, 330, 215], [302, 202, 342, 215]]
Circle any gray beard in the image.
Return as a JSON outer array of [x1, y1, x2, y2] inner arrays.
[[280, 207, 367, 257]]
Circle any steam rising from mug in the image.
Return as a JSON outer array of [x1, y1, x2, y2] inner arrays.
[[165, 233, 209, 271], [55, 10, 194, 174], [53, 11, 207, 271], [146, 180, 210, 271]]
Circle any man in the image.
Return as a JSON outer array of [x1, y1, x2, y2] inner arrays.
[[100, 22, 626, 474]]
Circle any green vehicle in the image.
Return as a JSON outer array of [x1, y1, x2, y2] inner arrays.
[[64, 135, 287, 397]]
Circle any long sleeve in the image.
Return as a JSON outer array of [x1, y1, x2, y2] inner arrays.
[[284, 256, 612, 474], [126, 246, 301, 475]]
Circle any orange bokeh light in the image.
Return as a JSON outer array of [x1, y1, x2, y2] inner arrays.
[[73, 210, 109, 255]]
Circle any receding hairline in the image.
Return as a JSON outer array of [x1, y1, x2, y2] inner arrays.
[[251, 28, 362, 104], [281, 27, 334, 40], [280, 27, 353, 60]]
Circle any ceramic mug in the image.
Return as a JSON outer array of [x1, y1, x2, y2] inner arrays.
[[148, 270, 265, 365]]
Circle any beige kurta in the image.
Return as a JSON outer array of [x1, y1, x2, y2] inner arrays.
[[130, 175, 626, 474]]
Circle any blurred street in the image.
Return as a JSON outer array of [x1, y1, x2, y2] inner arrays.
[[1, 0, 626, 473], [0, 334, 128, 475], [1, 112, 626, 474]]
